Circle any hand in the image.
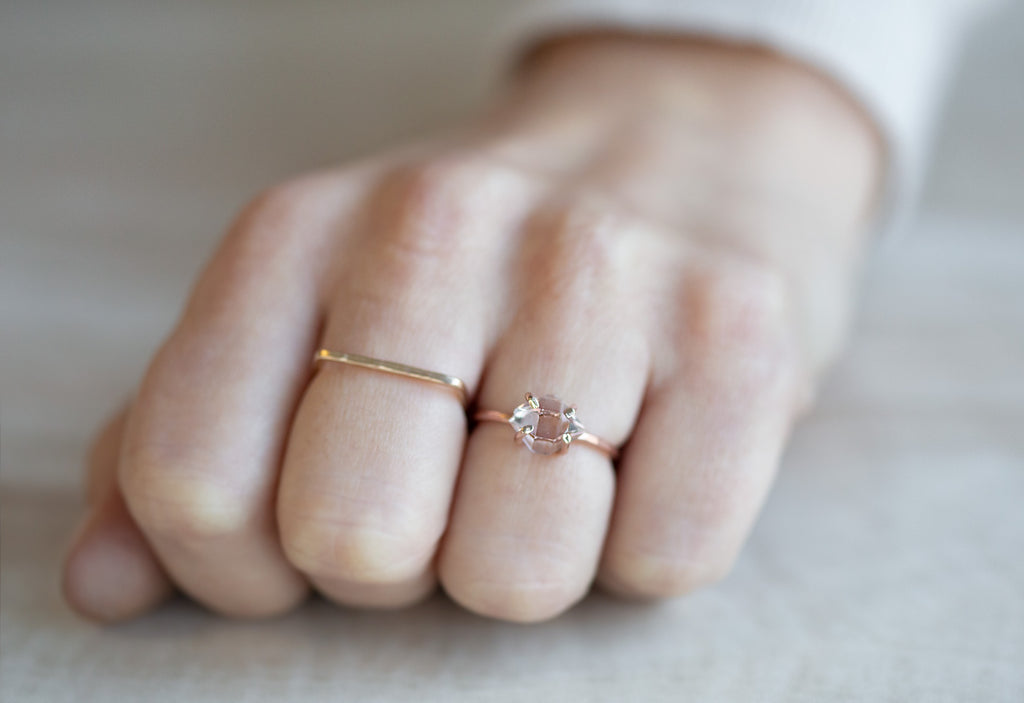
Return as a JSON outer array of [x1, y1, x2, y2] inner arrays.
[[62, 35, 880, 622]]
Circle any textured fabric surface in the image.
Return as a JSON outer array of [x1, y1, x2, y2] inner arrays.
[[1, 2, 1022, 701]]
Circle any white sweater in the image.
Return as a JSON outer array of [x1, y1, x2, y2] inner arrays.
[[501, 0, 1003, 229]]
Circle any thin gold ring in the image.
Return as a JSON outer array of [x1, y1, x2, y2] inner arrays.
[[313, 349, 468, 406]]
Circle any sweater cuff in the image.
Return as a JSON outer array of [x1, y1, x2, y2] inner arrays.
[[493, 0, 996, 234]]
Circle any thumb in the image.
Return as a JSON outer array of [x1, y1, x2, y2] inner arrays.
[[62, 406, 174, 621]]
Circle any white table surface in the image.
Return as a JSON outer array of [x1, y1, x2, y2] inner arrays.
[[2, 2, 1022, 701]]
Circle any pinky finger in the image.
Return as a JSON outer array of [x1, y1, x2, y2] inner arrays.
[[599, 268, 805, 597], [62, 409, 173, 622]]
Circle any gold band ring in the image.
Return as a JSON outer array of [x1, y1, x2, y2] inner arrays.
[[313, 349, 468, 406]]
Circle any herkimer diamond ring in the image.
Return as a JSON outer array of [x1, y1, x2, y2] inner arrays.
[[474, 393, 618, 459]]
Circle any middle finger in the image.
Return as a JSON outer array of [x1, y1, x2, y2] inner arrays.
[[278, 156, 534, 607]]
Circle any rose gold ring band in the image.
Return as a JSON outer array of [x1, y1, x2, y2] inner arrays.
[[474, 408, 619, 459]]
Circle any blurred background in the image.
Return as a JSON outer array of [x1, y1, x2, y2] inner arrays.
[[2, 2, 1022, 701]]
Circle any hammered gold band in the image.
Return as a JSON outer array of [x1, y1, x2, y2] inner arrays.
[[313, 349, 468, 407]]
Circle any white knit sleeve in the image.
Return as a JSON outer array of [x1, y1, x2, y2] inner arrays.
[[494, 0, 1003, 231]]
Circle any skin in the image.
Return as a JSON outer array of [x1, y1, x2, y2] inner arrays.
[[62, 35, 881, 623]]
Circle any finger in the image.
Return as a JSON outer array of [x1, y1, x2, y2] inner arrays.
[[439, 203, 651, 622], [597, 263, 806, 597], [119, 174, 358, 617], [278, 156, 535, 608], [84, 404, 130, 505], [63, 408, 174, 621]]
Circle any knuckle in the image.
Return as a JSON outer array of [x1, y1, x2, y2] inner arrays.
[[224, 172, 348, 269], [441, 537, 587, 622], [692, 259, 791, 339], [606, 543, 737, 599], [191, 180, 324, 309], [281, 508, 438, 583], [243, 181, 307, 224], [232, 180, 320, 250], [185, 173, 346, 323], [606, 487, 752, 599], [515, 196, 632, 322], [121, 445, 249, 544], [684, 259, 799, 389], [533, 197, 622, 283], [371, 154, 492, 261], [447, 575, 584, 623]]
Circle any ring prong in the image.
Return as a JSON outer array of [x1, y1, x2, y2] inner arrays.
[[562, 433, 573, 445], [526, 393, 540, 409], [564, 406, 576, 419]]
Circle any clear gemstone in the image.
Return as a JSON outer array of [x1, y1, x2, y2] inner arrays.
[[509, 394, 583, 455]]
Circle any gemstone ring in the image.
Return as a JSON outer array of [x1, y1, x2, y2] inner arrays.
[[474, 393, 618, 459]]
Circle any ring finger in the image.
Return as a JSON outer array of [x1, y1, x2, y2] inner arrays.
[[439, 202, 654, 622]]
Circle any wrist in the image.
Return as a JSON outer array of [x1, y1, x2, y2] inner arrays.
[[487, 33, 883, 237], [471, 34, 883, 372]]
